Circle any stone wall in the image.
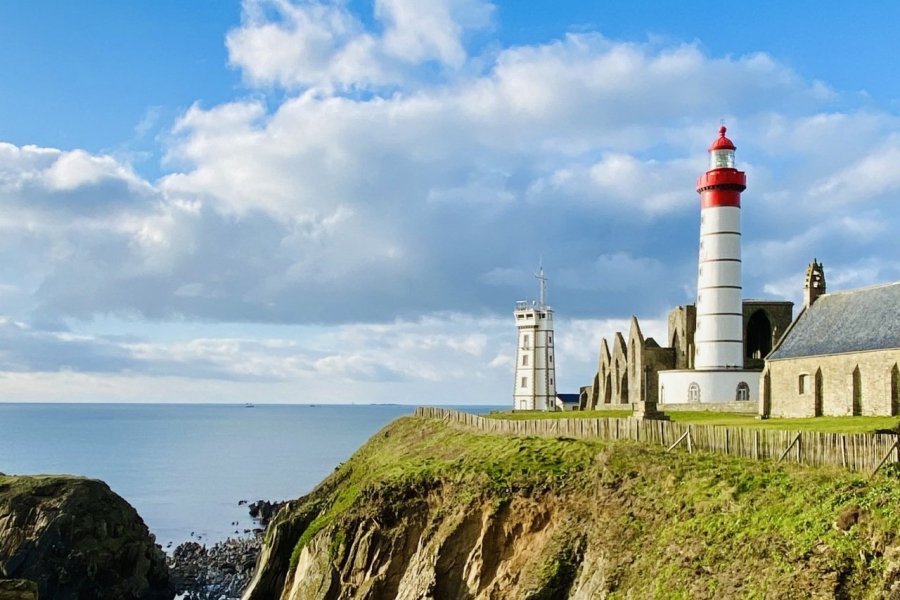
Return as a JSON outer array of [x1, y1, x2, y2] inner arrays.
[[765, 349, 900, 418], [661, 401, 757, 414]]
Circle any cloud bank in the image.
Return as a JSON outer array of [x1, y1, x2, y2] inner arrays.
[[1, 0, 899, 402]]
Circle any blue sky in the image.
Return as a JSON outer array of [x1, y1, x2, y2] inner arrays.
[[0, 0, 898, 403]]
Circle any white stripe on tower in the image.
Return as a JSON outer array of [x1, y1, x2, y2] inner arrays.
[[694, 126, 746, 369]]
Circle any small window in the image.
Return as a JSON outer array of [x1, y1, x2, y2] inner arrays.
[[550, 378, 554, 385], [522, 355, 529, 366], [798, 374, 809, 395], [736, 382, 750, 401], [688, 382, 700, 403], [549, 354, 553, 363], [523, 335, 530, 349], [549, 334, 553, 345], [521, 377, 527, 388]]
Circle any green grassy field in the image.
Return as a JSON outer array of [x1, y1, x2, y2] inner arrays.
[[271, 415, 900, 598], [487, 409, 900, 434]]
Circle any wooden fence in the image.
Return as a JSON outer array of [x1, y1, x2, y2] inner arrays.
[[414, 406, 900, 474]]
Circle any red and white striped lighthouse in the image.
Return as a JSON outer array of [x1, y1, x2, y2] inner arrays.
[[694, 126, 746, 369]]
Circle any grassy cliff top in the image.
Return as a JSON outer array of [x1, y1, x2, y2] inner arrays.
[[273, 415, 900, 597]]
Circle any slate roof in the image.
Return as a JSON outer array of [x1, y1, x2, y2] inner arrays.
[[768, 282, 900, 360], [555, 393, 580, 404]]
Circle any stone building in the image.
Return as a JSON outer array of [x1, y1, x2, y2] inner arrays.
[[583, 300, 792, 409], [761, 261, 900, 417]]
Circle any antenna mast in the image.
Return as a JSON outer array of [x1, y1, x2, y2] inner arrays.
[[535, 265, 547, 308]]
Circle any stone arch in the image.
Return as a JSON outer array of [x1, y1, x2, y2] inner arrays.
[[745, 309, 774, 361], [852, 366, 862, 416], [599, 339, 612, 405], [627, 316, 644, 404], [620, 373, 629, 404], [891, 364, 899, 416], [589, 373, 600, 410], [814, 368, 824, 417], [612, 332, 628, 404]]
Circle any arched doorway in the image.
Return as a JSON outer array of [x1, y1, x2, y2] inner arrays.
[[746, 310, 773, 361], [852, 366, 862, 416]]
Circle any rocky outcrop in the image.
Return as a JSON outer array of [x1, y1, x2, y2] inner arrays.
[[0, 474, 172, 599]]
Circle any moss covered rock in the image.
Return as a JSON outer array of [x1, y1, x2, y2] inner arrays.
[[0, 474, 172, 600]]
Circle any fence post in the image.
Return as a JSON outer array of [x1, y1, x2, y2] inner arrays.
[[841, 435, 847, 468], [778, 433, 801, 463]]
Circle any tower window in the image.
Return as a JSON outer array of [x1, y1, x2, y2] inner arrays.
[[523, 335, 530, 349], [520, 377, 527, 388], [549, 355, 553, 363], [522, 355, 529, 366]]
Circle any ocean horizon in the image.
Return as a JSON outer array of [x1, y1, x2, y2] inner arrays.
[[0, 402, 504, 548]]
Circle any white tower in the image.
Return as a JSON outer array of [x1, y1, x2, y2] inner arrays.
[[657, 126, 759, 405], [513, 267, 557, 411], [694, 126, 746, 369]]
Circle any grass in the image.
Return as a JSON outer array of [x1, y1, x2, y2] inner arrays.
[[487, 409, 900, 434], [273, 415, 900, 598]]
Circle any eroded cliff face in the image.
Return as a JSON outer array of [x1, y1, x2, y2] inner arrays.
[[248, 488, 591, 600], [242, 417, 900, 600], [0, 474, 172, 600]]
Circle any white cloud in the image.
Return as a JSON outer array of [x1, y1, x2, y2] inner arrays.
[[3, 3, 900, 404]]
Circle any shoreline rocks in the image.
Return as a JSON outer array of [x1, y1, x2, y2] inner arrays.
[[167, 499, 284, 600]]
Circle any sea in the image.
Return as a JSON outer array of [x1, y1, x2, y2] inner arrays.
[[0, 403, 501, 549]]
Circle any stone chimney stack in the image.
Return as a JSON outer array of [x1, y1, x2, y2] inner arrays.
[[804, 259, 826, 308]]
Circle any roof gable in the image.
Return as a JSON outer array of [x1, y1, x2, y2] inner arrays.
[[768, 282, 900, 360]]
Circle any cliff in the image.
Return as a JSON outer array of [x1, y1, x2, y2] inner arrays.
[[0, 474, 172, 600], [243, 415, 900, 599]]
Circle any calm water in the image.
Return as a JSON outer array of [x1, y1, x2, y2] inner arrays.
[[0, 403, 499, 547]]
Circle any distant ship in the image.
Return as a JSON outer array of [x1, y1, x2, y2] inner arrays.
[[244, 403, 255, 408]]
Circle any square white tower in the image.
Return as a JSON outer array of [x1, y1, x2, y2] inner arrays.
[[513, 269, 557, 411]]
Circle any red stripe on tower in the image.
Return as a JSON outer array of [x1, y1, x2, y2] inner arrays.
[[696, 126, 746, 208]]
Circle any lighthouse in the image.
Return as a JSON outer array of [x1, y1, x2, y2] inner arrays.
[[512, 267, 557, 411], [694, 126, 746, 369], [655, 126, 760, 405]]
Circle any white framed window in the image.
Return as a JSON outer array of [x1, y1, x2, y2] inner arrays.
[[523, 334, 530, 349], [520, 377, 527, 388], [522, 355, 528, 366], [736, 382, 750, 401], [688, 382, 700, 403]]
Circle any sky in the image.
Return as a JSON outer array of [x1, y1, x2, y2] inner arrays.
[[0, 0, 899, 404]]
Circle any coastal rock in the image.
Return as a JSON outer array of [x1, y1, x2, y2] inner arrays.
[[0, 579, 38, 600], [0, 474, 172, 600]]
